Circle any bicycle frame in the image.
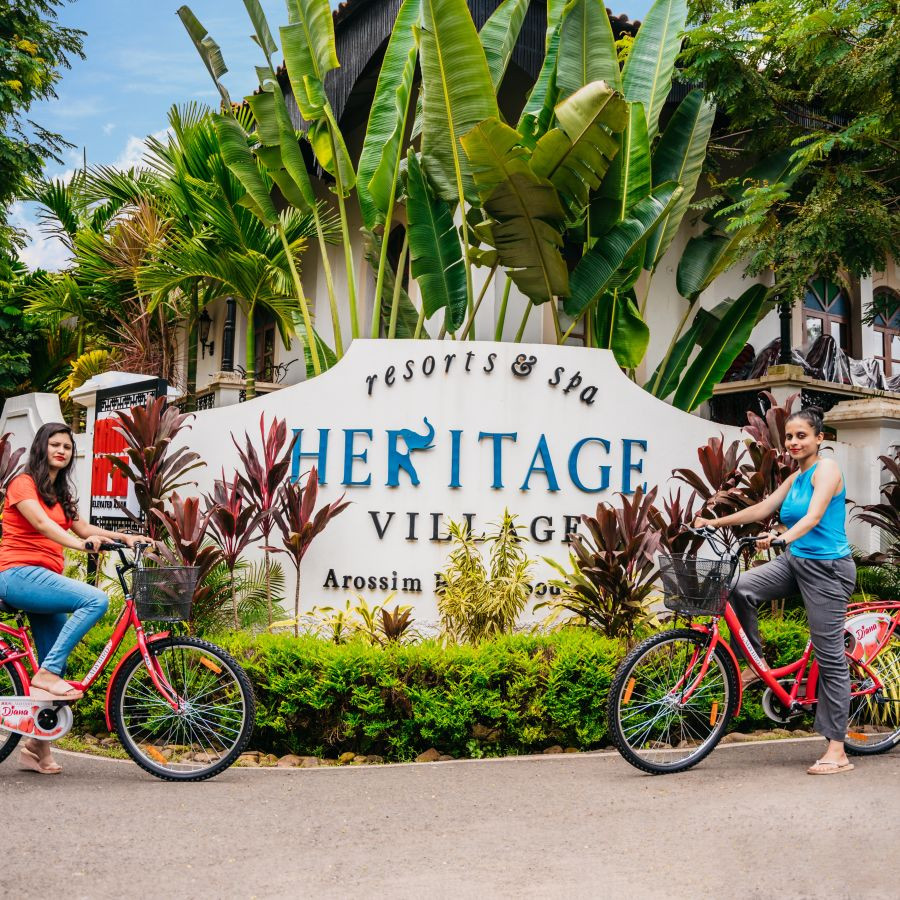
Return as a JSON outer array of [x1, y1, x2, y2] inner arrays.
[[678, 598, 900, 716], [0, 549, 181, 719], [668, 528, 900, 718]]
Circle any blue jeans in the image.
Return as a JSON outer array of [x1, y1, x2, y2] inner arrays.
[[0, 566, 109, 676]]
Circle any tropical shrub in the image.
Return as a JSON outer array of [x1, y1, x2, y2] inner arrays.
[[108, 397, 204, 539], [541, 486, 661, 643], [854, 446, 900, 558], [150, 492, 222, 630], [274, 466, 350, 636], [206, 470, 269, 630], [232, 413, 297, 625], [67, 619, 818, 758], [436, 510, 533, 643]]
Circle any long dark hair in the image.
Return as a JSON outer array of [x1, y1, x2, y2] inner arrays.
[[24, 423, 79, 521]]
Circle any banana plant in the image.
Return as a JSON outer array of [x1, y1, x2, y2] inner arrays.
[[178, 3, 349, 374]]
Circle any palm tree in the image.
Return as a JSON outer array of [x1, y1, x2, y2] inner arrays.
[[137, 104, 338, 398]]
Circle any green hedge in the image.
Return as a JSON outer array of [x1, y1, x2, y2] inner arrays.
[[66, 616, 813, 760]]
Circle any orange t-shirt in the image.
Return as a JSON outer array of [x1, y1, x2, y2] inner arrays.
[[0, 474, 73, 574]]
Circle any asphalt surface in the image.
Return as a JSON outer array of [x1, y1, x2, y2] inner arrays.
[[2, 738, 898, 900]]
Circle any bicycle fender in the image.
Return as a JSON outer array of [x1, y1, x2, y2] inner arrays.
[[691, 625, 744, 717], [715, 636, 745, 717], [0, 640, 30, 692], [104, 631, 171, 732]]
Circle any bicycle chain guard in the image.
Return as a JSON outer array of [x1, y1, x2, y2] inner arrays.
[[0, 697, 74, 741], [761, 680, 808, 725]]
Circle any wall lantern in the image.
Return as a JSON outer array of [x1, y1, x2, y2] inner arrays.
[[198, 308, 215, 359]]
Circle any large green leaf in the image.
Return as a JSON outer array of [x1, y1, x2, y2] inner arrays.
[[177, 6, 231, 106], [406, 153, 467, 331], [462, 118, 568, 302], [279, 0, 339, 120], [531, 81, 626, 220], [644, 89, 715, 270], [621, 0, 687, 141], [594, 288, 650, 368], [556, 0, 621, 97], [480, 0, 530, 91], [565, 181, 681, 317], [307, 107, 357, 191], [517, 24, 561, 149], [644, 316, 702, 399], [672, 283, 769, 411], [242, 0, 278, 59], [212, 114, 278, 225], [420, 0, 499, 203], [357, 0, 420, 230], [362, 228, 431, 339]]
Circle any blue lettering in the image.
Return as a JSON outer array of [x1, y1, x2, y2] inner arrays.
[[478, 432, 517, 489], [291, 428, 329, 484], [622, 439, 648, 495], [568, 438, 611, 493], [449, 429, 463, 488], [521, 434, 560, 492], [386, 419, 435, 487], [342, 429, 372, 486]]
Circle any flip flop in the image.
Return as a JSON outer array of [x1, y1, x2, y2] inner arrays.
[[807, 759, 855, 775], [29, 684, 83, 702], [19, 746, 62, 775]]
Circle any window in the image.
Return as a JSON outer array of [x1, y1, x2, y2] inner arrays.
[[872, 288, 900, 377], [803, 277, 850, 352]]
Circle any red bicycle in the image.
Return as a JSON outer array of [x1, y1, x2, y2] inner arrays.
[[608, 527, 900, 774], [0, 542, 255, 781]]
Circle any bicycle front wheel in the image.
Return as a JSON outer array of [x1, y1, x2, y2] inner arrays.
[[608, 628, 738, 774], [846, 634, 900, 756], [110, 637, 255, 781]]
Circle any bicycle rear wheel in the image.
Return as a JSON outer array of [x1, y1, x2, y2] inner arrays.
[[110, 636, 255, 781], [0, 659, 24, 764], [845, 635, 900, 755], [608, 628, 738, 774]]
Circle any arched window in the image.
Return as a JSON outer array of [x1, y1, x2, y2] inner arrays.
[[803, 277, 850, 352], [872, 287, 900, 377]]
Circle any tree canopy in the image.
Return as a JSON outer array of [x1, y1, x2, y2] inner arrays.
[[0, 0, 85, 255], [680, 0, 899, 301]]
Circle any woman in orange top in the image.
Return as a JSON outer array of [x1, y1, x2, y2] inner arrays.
[[0, 423, 139, 774]]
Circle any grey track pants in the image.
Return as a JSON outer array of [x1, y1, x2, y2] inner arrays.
[[731, 550, 856, 742]]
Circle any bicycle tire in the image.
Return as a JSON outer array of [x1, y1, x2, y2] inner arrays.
[[845, 635, 900, 757], [110, 636, 255, 782], [0, 659, 24, 765], [608, 628, 739, 775]]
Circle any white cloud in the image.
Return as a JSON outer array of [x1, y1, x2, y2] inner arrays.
[[8, 202, 72, 273], [111, 128, 170, 171], [102, 122, 116, 135]]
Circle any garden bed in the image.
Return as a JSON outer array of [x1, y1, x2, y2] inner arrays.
[[67, 618, 814, 762]]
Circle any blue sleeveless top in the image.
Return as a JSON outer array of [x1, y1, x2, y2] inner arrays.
[[779, 462, 851, 559]]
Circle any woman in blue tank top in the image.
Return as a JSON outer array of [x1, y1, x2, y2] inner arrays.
[[696, 406, 857, 775]]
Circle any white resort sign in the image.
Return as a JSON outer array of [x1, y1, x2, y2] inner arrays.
[[179, 341, 743, 619]]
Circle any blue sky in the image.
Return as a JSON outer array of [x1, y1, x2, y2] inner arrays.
[[15, 0, 652, 269]]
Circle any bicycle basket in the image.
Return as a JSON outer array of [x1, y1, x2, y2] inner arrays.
[[658, 554, 732, 617], [133, 566, 198, 622]]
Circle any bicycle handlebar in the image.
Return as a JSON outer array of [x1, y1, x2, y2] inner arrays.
[[684, 526, 785, 552]]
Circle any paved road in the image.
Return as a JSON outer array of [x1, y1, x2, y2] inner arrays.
[[3, 739, 898, 899]]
